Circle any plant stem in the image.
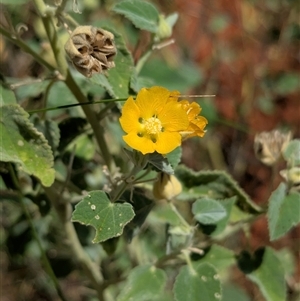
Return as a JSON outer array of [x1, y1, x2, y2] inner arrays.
[[27, 98, 127, 114], [181, 249, 196, 274], [31, 0, 116, 172], [43, 185, 105, 301], [7, 165, 68, 301], [65, 71, 116, 172], [0, 25, 56, 72], [169, 202, 190, 229], [110, 165, 143, 202]]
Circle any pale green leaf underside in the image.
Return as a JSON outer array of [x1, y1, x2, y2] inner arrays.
[[0, 104, 55, 186], [112, 0, 159, 33], [117, 265, 167, 301], [268, 183, 300, 241], [248, 247, 286, 301], [192, 198, 227, 224], [72, 190, 135, 243], [174, 263, 222, 301]]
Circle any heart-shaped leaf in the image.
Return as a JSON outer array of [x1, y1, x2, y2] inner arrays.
[[72, 191, 135, 243], [174, 263, 222, 301]]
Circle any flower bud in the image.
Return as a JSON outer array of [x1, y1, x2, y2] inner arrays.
[[64, 26, 117, 77], [254, 130, 292, 166], [153, 173, 182, 201], [280, 167, 300, 186], [156, 15, 172, 41]]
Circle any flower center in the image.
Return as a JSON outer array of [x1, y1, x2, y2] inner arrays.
[[144, 117, 163, 135]]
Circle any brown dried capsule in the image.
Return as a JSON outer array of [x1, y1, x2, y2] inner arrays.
[[64, 26, 117, 77], [254, 130, 292, 166]]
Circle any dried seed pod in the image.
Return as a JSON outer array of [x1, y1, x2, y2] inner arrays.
[[254, 130, 292, 166], [64, 25, 117, 77]]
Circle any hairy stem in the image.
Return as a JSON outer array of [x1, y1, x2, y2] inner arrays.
[[31, 0, 116, 172], [65, 71, 116, 172]]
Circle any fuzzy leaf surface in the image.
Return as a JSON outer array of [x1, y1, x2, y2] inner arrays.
[[117, 265, 167, 301], [192, 198, 227, 224], [176, 165, 261, 213], [174, 263, 221, 301], [268, 183, 300, 240], [0, 104, 55, 186], [72, 191, 135, 243], [112, 0, 159, 33], [248, 247, 286, 301]]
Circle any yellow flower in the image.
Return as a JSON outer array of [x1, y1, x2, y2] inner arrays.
[[119, 86, 189, 155], [179, 100, 208, 139]]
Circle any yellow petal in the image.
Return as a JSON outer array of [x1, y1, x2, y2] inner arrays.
[[119, 96, 141, 133], [155, 132, 182, 154], [123, 133, 155, 154], [180, 100, 201, 120], [136, 86, 175, 119], [159, 101, 189, 132]]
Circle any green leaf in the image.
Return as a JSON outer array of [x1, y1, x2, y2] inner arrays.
[[211, 197, 236, 236], [176, 165, 262, 213], [192, 198, 227, 224], [13, 79, 50, 100], [112, 0, 159, 33], [268, 183, 300, 240], [31, 116, 60, 152], [130, 71, 155, 92], [166, 147, 182, 170], [91, 74, 115, 98], [140, 59, 203, 91], [148, 152, 174, 174], [222, 284, 251, 301], [72, 191, 135, 243], [193, 245, 235, 272], [152, 203, 184, 227], [90, 30, 134, 98], [117, 265, 167, 301], [276, 248, 296, 278], [283, 139, 300, 166], [247, 247, 286, 301], [275, 73, 300, 95], [174, 263, 222, 301], [0, 104, 55, 186], [165, 12, 179, 29], [0, 85, 17, 106]]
